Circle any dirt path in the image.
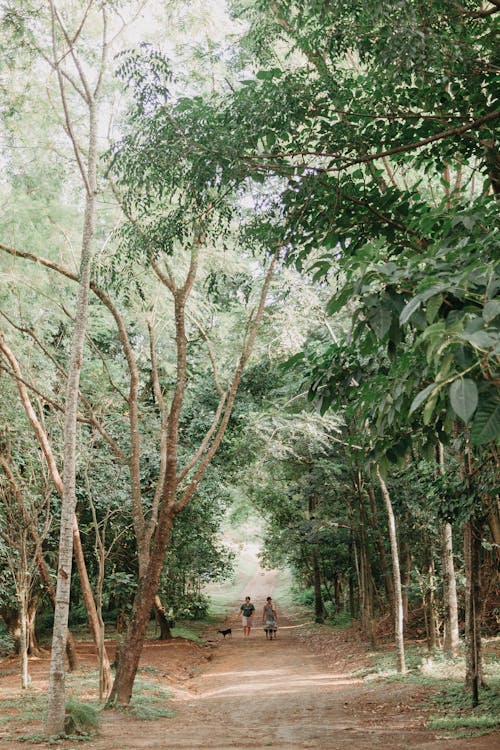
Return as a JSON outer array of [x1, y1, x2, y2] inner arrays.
[[1, 560, 499, 749], [96, 564, 498, 750]]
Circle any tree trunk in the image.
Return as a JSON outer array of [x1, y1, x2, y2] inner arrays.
[[72, 518, 112, 696], [437, 443, 459, 657], [312, 547, 325, 624], [154, 595, 173, 639], [367, 484, 394, 615], [27, 596, 44, 657], [19, 586, 31, 690], [47, 50, 98, 729], [108, 514, 175, 706], [424, 546, 440, 650], [400, 539, 411, 624], [441, 522, 460, 656], [348, 531, 357, 618], [376, 465, 406, 674], [358, 480, 376, 647], [464, 516, 483, 706]]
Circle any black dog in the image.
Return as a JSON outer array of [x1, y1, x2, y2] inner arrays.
[[218, 628, 232, 638]]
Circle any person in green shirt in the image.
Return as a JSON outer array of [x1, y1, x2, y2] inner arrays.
[[239, 596, 255, 637]]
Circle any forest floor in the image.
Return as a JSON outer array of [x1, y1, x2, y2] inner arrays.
[[0, 554, 499, 749]]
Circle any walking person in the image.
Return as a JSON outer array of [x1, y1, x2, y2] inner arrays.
[[262, 596, 278, 640], [240, 596, 255, 637]]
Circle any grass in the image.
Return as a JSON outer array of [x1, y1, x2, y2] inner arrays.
[[350, 639, 500, 738], [170, 624, 203, 642], [127, 677, 174, 721], [425, 664, 500, 738], [0, 693, 47, 726]]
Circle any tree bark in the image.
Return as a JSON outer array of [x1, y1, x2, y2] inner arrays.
[[312, 547, 325, 624], [367, 484, 394, 615], [72, 517, 112, 695], [47, 1, 99, 723], [464, 516, 483, 706], [357, 476, 376, 647], [376, 465, 406, 674], [437, 443, 459, 656], [19, 584, 31, 690], [441, 522, 460, 656], [154, 595, 173, 640], [400, 539, 411, 624]]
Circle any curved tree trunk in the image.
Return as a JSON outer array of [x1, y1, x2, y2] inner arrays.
[[108, 514, 176, 706], [376, 465, 406, 674], [154, 595, 173, 640], [73, 518, 112, 696]]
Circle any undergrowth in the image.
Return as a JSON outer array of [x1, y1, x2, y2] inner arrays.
[[354, 641, 500, 738], [127, 677, 174, 720]]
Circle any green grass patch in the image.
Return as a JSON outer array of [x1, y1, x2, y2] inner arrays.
[[170, 625, 202, 643], [127, 677, 174, 721], [63, 697, 100, 736], [0, 693, 46, 725], [428, 715, 500, 731]]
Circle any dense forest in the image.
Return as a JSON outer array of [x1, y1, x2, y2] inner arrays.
[[0, 0, 498, 737]]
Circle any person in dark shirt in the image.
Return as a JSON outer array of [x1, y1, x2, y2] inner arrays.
[[239, 596, 255, 637]]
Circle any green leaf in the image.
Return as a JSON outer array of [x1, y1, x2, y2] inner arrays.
[[426, 294, 442, 324], [483, 300, 500, 323], [399, 294, 423, 325], [400, 285, 448, 325], [409, 382, 437, 415], [461, 331, 497, 350], [449, 378, 478, 423], [470, 400, 500, 444], [368, 304, 393, 340]]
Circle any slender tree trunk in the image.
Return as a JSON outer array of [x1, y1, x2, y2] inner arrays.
[[368, 484, 394, 615], [47, 84, 97, 733], [464, 517, 483, 706], [348, 532, 357, 618], [441, 522, 460, 656], [36, 545, 79, 669], [357, 478, 376, 647], [19, 585, 30, 690], [400, 539, 411, 624], [424, 547, 440, 650], [72, 518, 112, 696], [455, 431, 484, 705], [437, 443, 459, 656], [312, 547, 325, 624], [376, 465, 406, 673]]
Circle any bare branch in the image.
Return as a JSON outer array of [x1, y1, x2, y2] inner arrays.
[[0, 333, 63, 495]]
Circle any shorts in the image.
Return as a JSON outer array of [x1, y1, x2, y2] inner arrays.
[[242, 615, 254, 627]]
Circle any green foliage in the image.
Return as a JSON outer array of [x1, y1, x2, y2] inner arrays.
[[128, 678, 173, 721], [426, 677, 500, 736], [63, 699, 100, 737]]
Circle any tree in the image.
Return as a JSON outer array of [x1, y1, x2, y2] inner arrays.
[[105, 49, 282, 698]]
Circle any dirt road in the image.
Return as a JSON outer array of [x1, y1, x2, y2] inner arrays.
[[1, 559, 498, 749], [96, 563, 498, 750]]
